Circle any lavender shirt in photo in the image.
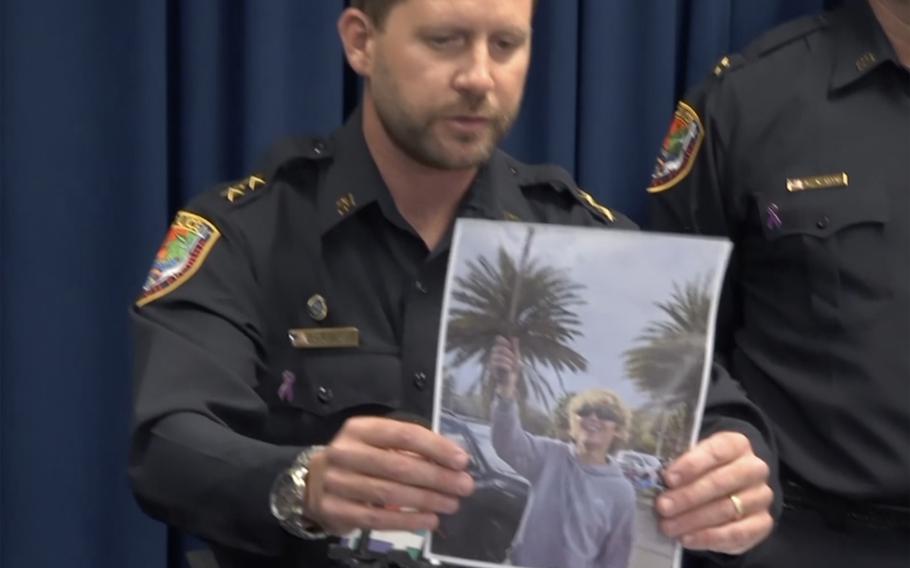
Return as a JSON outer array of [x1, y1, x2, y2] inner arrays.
[[491, 398, 636, 568]]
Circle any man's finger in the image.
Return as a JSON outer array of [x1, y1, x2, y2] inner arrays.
[[663, 432, 751, 488], [325, 442, 475, 497], [658, 453, 768, 517], [319, 494, 440, 535], [342, 417, 470, 470], [679, 512, 774, 555], [659, 483, 774, 538], [323, 468, 461, 515]]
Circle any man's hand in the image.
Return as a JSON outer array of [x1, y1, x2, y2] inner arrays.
[[491, 335, 520, 399], [656, 432, 774, 555], [304, 417, 475, 535]]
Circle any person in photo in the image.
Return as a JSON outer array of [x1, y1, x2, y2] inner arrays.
[[489, 336, 636, 568]]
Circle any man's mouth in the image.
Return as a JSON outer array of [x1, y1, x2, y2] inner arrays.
[[446, 116, 492, 133]]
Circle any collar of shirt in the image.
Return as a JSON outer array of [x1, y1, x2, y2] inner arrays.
[[829, 0, 903, 92], [458, 149, 537, 223], [317, 107, 537, 238]]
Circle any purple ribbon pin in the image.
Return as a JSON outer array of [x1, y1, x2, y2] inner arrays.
[[278, 370, 296, 403], [767, 203, 783, 230]]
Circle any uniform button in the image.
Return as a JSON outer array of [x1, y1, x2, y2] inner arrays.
[[509, 166, 519, 176], [317, 386, 334, 404], [413, 372, 428, 390], [313, 140, 326, 155], [415, 280, 428, 294], [816, 216, 830, 230]]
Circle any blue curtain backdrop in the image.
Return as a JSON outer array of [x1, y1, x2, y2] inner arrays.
[[0, 1, 834, 567]]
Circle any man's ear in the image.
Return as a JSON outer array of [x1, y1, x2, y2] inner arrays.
[[338, 8, 375, 77]]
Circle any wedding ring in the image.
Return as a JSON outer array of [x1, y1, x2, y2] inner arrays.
[[729, 494, 745, 520]]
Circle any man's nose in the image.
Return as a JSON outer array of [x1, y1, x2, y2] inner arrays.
[[453, 42, 495, 96]]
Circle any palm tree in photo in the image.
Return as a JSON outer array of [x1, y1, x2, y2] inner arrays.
[[446, 227, 588, 413], [623, 274, 713, 457]]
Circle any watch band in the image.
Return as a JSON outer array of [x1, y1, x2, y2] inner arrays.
[[269, 445, 327, 540]]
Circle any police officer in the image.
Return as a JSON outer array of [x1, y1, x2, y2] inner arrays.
[[648, 1, 910, 566], [130, 1, 776, 567]]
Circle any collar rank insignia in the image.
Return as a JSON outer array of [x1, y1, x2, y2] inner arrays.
[[222, 174, 266, 203], [336, 193, 357, 217]]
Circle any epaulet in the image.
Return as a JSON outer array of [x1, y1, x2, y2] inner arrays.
[[742, 12, 827, 61], [219, 136, 334, 206], [256, 136, 334, 179], [708, 14, 827, 82], [518, 162, 617, 224]]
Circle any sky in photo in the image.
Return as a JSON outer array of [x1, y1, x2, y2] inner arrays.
[[439, 220, 731, 413]]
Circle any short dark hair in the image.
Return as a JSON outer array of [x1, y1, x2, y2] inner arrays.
[[349, 0, 404, 29], [350, 0, 538, 29]]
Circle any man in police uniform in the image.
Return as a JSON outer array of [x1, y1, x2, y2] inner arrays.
[[130, 1, 776, 566], [648, 0, 910, 566]]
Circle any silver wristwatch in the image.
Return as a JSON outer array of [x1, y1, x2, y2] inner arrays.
[[269, 445, 327, 540]]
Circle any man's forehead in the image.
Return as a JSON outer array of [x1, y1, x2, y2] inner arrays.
[[390, 0, 533, 30]]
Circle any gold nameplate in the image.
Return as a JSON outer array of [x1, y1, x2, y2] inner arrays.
[[786, 173, 849, 192], [288, 327, 360, 349]]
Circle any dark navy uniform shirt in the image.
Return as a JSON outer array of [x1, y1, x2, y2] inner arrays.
[[130, 109, 778, 567], [649, 0, 910, 507]]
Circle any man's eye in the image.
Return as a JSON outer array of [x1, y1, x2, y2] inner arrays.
[[428, 36, 462, 50], [492, 34, 526, 54]]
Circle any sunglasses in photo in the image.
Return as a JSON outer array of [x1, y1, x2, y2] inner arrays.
[[575, 405, 621, 423]]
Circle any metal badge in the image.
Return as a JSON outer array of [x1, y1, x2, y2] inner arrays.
[[288, 327, 360, 349], [307, 294, 328, 321], [786, 173, 849, 192]]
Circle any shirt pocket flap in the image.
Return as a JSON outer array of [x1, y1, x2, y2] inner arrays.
[[756, 190, 889, 241], [272, 347, 404, 417]]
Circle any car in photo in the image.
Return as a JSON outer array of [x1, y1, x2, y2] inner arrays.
[[616, 450, 664, 489], [433, 412, 530, 563]]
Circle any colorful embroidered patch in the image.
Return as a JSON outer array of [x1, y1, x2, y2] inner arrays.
[[647, 101, 704, 193], [136, 211, 220, 307]]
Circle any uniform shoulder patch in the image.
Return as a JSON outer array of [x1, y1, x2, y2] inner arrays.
[[221, 174, 267, 204], [647, 101, 704, 194], [136, 211, 220, 307]]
